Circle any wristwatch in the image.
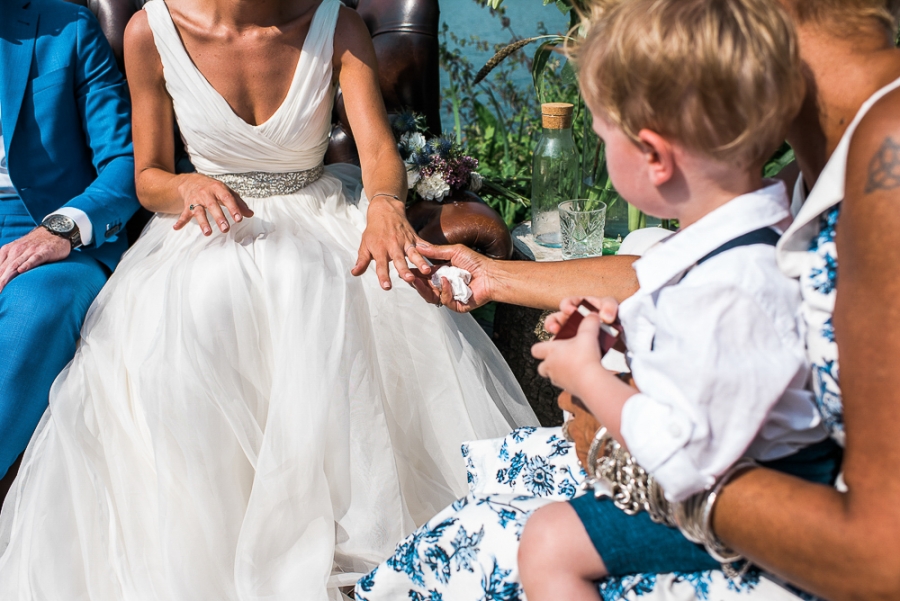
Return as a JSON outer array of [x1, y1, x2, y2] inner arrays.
[[41, 214, 83, 249]]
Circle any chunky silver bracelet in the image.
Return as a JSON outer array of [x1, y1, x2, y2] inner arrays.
[[674, 458, 758, 565], [581, 427, 675, 526], [577, 424, 757, 577]]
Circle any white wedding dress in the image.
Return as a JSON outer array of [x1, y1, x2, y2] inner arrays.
[[0, 1, 536, 599]]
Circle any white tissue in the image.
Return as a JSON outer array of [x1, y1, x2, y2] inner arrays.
[[431, 266, 474, 303]]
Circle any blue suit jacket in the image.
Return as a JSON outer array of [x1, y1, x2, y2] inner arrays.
[[0, 0, 140, 271]]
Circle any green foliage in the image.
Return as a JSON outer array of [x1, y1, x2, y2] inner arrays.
[[439, 26, 539, 225], [444, 0, 796, 230], [764, 142, 796, 179]]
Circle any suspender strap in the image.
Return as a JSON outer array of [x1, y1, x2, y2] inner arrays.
[[650, 226, 781, 351], [696, 227, 781, 265]]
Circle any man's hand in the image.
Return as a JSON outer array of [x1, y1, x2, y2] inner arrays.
[[0, 227, 71, 293], [351, 196, 431, 290], [411, 241, 494, 312]]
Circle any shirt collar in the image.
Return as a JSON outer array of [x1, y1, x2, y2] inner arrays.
[[632, 180, 790, 294]]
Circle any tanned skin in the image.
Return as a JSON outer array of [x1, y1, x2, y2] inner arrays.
[[411, 245, 640, 312], [708, 16, 900, 600], [124, 0, 431, 291], [417, 7, 900, 600]]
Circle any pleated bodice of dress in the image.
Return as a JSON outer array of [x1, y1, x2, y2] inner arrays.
[[143, 0, 337, 175]]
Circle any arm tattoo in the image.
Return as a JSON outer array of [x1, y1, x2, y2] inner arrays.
[[865, 136, 900, 194]]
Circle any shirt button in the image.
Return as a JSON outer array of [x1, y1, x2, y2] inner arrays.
[[668, 423, 682, 438]]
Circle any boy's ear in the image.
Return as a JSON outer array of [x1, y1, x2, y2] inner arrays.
[[636, 129, 675, 186]]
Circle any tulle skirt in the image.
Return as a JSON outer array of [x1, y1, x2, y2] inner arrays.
[[0, 167, 536, 601]]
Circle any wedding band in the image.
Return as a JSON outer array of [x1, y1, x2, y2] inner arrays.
[[404, 244, 416, 254]]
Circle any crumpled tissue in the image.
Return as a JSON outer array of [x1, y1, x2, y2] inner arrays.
[[431, 266, 473, 303]]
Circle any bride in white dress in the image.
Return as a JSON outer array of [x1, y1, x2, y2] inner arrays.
[[0, 0, 536, 599]]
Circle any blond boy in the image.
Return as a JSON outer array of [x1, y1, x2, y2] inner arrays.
[[519, 1, 840, 598]]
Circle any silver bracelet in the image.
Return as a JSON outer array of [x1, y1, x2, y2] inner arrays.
[[581, 427, 675, 526], [674, 458, 758, 564], [579, 424, 757, 577], [371, 193, 401, 202]]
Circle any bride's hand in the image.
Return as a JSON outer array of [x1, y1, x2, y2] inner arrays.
[[172, 174, 255, 235], [351, 196, 430, 290]]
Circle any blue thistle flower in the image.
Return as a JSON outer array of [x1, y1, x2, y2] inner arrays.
[[427, 136, 456, 160]]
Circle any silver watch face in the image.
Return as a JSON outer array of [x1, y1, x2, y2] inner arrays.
[[44, 215, 76, 234]]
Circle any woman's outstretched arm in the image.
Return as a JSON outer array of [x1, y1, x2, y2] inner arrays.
[[414, 241, 640, 312], [711, 91, 900, 601], [333, 7, 432, 290]]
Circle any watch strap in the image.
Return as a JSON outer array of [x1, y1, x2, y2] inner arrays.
[[40, 218, 83, 250]]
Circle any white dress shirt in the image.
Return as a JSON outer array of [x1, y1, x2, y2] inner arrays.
[[0, 102, 94, 243], [618, 182, 827, 502]]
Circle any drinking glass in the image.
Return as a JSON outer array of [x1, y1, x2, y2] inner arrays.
[[559, 199, 607, 260]]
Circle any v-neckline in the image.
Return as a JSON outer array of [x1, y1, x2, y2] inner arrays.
[[158, 0, 325, 129]]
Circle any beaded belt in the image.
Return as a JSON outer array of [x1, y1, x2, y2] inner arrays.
[[207, 164, 324, 198]]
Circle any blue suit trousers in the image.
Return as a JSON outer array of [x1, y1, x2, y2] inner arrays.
[[0, 198, 108, 477]]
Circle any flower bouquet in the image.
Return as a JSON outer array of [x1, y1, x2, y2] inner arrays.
[[391, 112, 483, 204]]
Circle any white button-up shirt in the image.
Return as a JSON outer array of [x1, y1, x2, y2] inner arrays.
[[618, 182, 827, 502]]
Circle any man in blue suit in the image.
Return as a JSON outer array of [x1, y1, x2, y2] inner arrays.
[[0, 0, 140, 483]]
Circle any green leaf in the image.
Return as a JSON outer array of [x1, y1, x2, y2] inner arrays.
[[531, 38, 565, 104], [628, 204, 647, 231], [560, 59, 577, 87], [763, 143, 795, 179], [473, 100, 498, 143]]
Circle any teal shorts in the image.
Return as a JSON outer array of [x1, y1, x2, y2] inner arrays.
[[570, 437, 843, 577]]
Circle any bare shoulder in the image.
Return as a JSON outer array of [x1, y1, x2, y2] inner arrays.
[[124, 10, 153, 55], [847, 87, 900, 198], [123, 10, 163, 83], [333, 5, 374, 59]]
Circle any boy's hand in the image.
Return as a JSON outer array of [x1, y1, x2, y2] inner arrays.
[[544, 296, 620, 336], [532, 313, 606, 394]]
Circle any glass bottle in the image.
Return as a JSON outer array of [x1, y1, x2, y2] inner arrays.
[[531, 103, 579, 247]]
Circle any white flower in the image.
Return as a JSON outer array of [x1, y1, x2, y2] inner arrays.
[[468, 171, 483, 193], [406, 167, 421, 189], [400, 132, 427, 153], [416, 173, 451, 201]]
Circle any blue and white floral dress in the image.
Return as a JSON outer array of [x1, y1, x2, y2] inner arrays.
[[356, 74, 900, 601]]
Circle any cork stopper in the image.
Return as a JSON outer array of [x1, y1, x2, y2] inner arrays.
[[541, 103, 574, 129]]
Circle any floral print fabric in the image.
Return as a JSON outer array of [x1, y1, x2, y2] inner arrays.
[[800, 205, 844, 445], [357, 428, 810, 601]]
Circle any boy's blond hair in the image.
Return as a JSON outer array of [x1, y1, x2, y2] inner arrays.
[[783, 0, 900, 35], [574, 0, 804, 168]]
